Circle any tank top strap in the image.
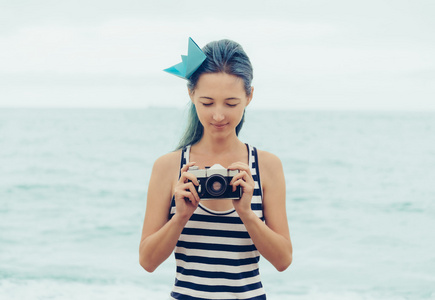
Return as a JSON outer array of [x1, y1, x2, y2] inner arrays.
[[246, 144, 263, 200], [178, 145, 191, 179]]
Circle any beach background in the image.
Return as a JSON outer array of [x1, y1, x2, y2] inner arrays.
[[1, 108, 435, 299], [1, 1, 435, 299]]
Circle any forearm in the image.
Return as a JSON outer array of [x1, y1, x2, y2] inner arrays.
[[139, 214, 188, 272], [240, 210, 292, 272]]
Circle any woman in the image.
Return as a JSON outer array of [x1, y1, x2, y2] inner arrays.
[[139, 38, 292, 299]]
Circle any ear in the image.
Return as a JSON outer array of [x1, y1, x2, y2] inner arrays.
[[245, 86, 254, 107], [188, 88, 195, 103]]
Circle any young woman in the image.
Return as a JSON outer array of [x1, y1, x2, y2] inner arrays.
[[139, 38, 292, 299]]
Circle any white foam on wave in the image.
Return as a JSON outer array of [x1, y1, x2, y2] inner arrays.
[[0, 279, 168, 300], [1, 279, 427, 300]]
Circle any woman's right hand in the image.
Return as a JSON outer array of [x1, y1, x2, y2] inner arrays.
[[173, 162, 200, 221]]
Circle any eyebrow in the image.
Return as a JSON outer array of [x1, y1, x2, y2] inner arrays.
[[199, 97, 241, 101]]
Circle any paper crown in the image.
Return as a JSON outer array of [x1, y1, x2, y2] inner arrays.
[[164, 37, 207, 79]]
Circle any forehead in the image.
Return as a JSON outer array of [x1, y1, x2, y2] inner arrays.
[[194, 73, 245, 96]]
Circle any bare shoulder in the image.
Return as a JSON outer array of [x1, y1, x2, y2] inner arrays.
[[151, 149, 182, 183], [142, 149, 183, 240], [256, 150, 285, 192], [257, 150, 284, 174], [147, 149, 183, 204], [153, 149, 182, 172]]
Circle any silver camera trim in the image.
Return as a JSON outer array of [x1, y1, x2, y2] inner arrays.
[[187, 164, 240, 200]]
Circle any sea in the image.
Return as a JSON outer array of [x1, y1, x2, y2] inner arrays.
[[0, 108, 434, 300]]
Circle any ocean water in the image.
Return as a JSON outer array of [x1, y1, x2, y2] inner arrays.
[[0, 108, 434, 299]]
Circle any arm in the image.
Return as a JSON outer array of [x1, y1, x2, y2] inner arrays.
[[139, 153, 200, 273], [229, 151, 292, 272]]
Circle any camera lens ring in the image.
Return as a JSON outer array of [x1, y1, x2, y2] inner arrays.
[[205, 174, 227, 197]]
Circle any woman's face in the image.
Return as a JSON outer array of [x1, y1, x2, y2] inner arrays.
[[189, 72, 253, 138]]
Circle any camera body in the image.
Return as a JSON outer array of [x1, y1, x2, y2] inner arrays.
[[187, 164, 241, 200]]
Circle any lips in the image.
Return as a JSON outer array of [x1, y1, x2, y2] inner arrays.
[[212, 123, 228, 129]]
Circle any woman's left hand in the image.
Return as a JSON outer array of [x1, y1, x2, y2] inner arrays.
[[228, 162, 255, 217]]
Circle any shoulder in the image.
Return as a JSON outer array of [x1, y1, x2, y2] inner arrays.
[[148, 149, 183, 196], [151, 149, 183, 181], [152, 149, 182, 171], [255, 149, 285, 192], [256, 149, 284, 174]]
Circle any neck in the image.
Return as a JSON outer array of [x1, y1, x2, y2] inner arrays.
[[194, 132, 243, 155]]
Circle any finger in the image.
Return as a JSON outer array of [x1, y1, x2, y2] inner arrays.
[[179, 182, 200, 203], [186, 182, 200, 203], [181, 161, 196, 173], [179, 172, 199, 186], [236, 170, 248, 179], [232, 178, 254, 193], [175, 181, 199, 202], [231, 178, 245, 192], [230, 172, 244, 185], [179, 191, 196, 204], [230, 171, 252, 185], [228, 162, 251, 174]]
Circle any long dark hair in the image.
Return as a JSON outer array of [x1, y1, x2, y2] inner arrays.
[[176, 39, 253, 150]]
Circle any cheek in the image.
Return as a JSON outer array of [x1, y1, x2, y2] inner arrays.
[[223, 107, 245, 124], [234, 107, 245, 123], [194, 104, 208, 124]]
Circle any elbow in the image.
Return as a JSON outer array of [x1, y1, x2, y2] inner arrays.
[[139, 240, 158, 273], [139, 249, 158, 273], [143, 265, 157, 273], [275, 253, 292, 272], [139, 256, 157, 273]]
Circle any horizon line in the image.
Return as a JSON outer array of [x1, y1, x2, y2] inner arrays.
[[1, 105, 434, 113]]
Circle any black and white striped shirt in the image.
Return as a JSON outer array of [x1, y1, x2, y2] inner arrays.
[[169, 144, 266, 299]]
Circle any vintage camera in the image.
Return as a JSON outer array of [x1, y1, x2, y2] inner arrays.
[[187, 164, 241, 200]]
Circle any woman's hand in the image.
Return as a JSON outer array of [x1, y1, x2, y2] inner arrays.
[[173, 162, 200, 222], [228, 162, 255, 217]]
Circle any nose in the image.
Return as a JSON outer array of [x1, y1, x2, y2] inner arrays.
[[212, 109, 225, 122]]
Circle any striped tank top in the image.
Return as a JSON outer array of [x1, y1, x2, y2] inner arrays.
[[169, 144, 266, 299]]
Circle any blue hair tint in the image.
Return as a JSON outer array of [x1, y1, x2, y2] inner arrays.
[[176, 39, 253, 150]]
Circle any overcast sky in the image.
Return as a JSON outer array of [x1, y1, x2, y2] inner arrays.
[[1, 0, 434, 110]]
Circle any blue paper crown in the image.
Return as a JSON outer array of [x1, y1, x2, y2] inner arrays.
[[164, 37, 206, 79]]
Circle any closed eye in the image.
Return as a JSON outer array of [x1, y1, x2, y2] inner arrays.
[[202, 103, 213, 106], [227, 103, 238, 107]]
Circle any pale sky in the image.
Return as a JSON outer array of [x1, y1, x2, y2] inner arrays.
[[1, 0, 434, 110]]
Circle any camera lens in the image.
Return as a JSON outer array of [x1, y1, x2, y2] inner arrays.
[[205, 175, 227, 197]]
